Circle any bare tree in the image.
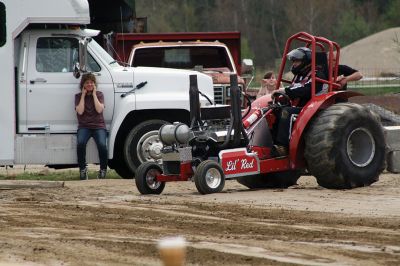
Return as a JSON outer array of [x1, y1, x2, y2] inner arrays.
[[269, 0, 281, 58]]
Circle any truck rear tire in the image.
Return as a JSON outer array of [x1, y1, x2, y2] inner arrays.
[[124, 120, 167, 175], [236, 171, 300, 189], [194, 160, 225, 194], [304, 103, 385, 189], [135, 162, 165, 194]]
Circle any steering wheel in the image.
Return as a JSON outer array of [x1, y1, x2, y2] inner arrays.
[[271, 91, 291, 106]]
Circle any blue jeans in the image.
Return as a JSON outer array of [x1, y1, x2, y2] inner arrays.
[[77, 128, 108, 170]]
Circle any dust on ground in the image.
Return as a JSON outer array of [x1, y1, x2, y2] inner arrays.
[[0, 170, 399, 266]]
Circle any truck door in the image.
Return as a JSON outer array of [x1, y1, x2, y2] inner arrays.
[[24, 34, 113, 133]]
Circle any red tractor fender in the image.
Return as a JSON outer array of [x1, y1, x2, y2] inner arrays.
[[289, 91, 363, 169]]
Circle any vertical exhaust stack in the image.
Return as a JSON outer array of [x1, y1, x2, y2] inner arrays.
[[230, 74, 249, 147], [189, 74, 201, 128]]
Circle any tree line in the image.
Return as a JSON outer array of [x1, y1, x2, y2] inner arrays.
[[136, 0, 400, 68]]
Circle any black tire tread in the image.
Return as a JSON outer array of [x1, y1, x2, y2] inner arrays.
[[304, 103, 385, 189], [112, 159, 134, 179]]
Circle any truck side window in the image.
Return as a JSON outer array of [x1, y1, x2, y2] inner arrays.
[[0, 2, 5, 47], [36, 37, 78, 72], [36, 37, 100, 73], [87, 53, 101, 72]]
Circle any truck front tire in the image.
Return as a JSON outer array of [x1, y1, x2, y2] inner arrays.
[[124, 120, 167, 175], [304, 103, 386, 189]]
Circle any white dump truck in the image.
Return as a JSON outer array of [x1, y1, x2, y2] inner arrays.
[[0, 0, 214, 177]]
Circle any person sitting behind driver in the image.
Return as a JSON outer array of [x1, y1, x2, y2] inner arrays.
[[273, 47, 326, 157], [332, 54, 363, 89]]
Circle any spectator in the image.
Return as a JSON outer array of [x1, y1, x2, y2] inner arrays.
[[257, 71, 278, 98], [75, 73, 108, 180], [274, 47, 326, 156]]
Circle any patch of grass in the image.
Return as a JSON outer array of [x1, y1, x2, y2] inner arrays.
[[0, 169, 122, 181]]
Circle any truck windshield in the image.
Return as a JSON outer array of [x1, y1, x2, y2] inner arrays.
[[132, 46, 233, 72], [89, 39, 121, 68]]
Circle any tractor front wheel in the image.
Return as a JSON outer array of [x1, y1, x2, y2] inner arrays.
[[135, 162, 165, 195], [194, 160, 225, 194]]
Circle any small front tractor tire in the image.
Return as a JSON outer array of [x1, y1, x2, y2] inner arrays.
[[135, 162, 165, 195], [194, 160, 225, 194], [305, 103, 385, 189]]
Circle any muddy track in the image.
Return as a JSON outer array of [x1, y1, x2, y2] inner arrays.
[[0, 174, 399, 265]]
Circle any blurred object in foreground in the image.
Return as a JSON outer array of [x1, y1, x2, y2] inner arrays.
[[157, 236, 187, 266]]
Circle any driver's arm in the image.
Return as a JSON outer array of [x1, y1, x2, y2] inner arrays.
[[285, 81, 311, 99]]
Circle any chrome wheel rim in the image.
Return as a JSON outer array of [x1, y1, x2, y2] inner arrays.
[[146, 168, 162, 190], [346, 127, 375, 167], [205, 168, 222, 188], [137, 131, 163, 164]]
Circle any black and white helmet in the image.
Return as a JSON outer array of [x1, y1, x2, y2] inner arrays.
[[287, 47, 311, 75]]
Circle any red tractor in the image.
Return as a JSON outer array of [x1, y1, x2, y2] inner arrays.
[[135, 32, 386, 194]]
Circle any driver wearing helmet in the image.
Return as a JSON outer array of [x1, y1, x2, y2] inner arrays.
[[273, 47, 327, 157]]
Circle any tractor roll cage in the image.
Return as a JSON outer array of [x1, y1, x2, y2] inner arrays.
[[276, 32, 342, 97]]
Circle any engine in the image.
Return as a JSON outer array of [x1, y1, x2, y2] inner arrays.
[[157, 74, 249, 175]]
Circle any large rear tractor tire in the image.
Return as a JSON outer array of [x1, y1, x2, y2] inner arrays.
[[237, 171, 300, 189], [304, 103, 385, 189], [135, 162, 165, 195], [194, 160, 225, 194], [124, 120, 167, 176]]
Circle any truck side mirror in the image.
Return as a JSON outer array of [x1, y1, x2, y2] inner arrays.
[[241, 59, 255, 89], [241, 59, 254, 77], [79, 38, 89, 68], [73, 62, 81, 79], [73, 37, 90, 79]]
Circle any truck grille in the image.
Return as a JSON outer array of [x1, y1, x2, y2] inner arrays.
[[214, 86, 225, 104], [213, 85, 244, 105]]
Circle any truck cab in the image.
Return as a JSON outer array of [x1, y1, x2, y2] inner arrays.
[[1, 0, 214, 177]]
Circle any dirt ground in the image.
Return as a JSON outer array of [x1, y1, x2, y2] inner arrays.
[[350, 94, 400, 114], [0, 171, 399, 266]]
